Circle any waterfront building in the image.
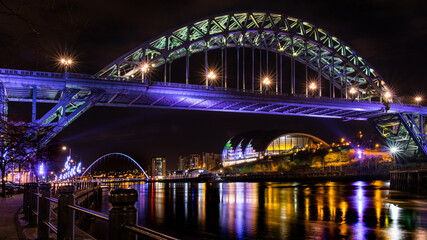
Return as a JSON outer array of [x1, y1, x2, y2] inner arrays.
[[189, 154, 202, 169], [202, 152, 222, 170], [222, 130, 329, 167], [151, 157, 166, 177], [178, 156, 190, 170]]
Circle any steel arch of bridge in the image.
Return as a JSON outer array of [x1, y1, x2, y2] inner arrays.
[[99, 11, 395, 103], [81, 152, 149, 179]]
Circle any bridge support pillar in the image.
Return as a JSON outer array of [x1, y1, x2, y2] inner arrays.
[[109, 188, 138, 240]]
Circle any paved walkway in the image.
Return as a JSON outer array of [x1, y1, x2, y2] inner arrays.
[[0, 194, 22, 240]]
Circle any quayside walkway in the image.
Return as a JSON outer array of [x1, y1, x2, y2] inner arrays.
[[0, 194, 22, 240]]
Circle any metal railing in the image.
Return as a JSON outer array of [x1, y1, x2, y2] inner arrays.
[[23, 183, 178, 240]]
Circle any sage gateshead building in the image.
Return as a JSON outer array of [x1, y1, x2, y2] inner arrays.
[[222, 130, 329, 167]]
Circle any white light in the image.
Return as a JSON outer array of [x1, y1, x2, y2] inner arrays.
[[390, 146, 399, 154], [349, 87, 357, 95], [263, 77, 271, 85], [384, 92, 392, 99]]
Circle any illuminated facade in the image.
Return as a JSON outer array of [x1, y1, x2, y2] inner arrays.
[[152, 157, 166, 177], [222, 131, 329, 167]]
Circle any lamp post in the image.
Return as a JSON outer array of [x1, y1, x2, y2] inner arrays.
[[349, 87, 357, 100], [60, 58, 72, 73], [141, 63, 149, 80], [207, 71, 216, 87], [308, 82, 317, 97], [263, 77, 271, 93]]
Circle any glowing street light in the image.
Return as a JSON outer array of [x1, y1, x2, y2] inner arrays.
[[207, 71, 217, 86], [141, 63, 150, 79], [384, 91, 392, 100], [263, 77, 271, 92], [309, 82, 317, 91], [308, 82, 317, 97], [415, 96, 423, 104], [60, 58, 72, 72], [390, 146, 399, 154], [349, 87, 357, 95]]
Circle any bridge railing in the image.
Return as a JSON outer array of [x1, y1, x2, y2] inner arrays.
[[23, 182, 178, 240], [1, 67, 425, 110]]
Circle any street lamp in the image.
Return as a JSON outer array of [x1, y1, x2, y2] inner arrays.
[[60, 58, 72, 72], [141, 63, 149, 80], [415, 96, 423, 105], [207, 71, 217, 86], [349, 87, 357, 100], [384, 91, 392, 100], [308, 82, 317, 96], [263, 77, 271, 93]]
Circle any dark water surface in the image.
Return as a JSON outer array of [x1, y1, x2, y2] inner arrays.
[[91, 181, 427, 239]]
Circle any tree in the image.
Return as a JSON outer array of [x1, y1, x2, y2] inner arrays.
[[0, 115, 48, 197]]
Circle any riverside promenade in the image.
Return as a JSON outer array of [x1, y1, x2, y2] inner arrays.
[[0, 194, 22, 240]]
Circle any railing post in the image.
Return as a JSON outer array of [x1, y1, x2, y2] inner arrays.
[[28, 183, 39, 226], [108, 188, 138, 240], [94, 186, 102, 211], [23, 183, 31, 220], [58, 185, 75, 240], [38, 183, 51, 239]]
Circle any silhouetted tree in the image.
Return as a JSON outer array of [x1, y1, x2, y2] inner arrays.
[[0, 114, 48, 197]]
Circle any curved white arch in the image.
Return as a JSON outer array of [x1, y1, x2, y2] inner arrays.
[[81, 152, 149, 179]]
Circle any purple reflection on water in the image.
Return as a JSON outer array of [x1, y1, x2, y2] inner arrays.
[[89, 181, 427, 239]]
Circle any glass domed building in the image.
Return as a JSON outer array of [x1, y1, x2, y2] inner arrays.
[[222, 130, 329, 167]]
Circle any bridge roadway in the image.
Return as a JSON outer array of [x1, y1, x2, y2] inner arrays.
[[1, 68, 426, 159], [2, 68, 425, 120]]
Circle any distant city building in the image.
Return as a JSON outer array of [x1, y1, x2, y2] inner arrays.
[[178, 153, 221, 171], [189, 154, 202, 169], [178, 156, 190, 170], [151, 157, 166, 177], [222, 130, 329, 167], [202, 152, 222, 170]]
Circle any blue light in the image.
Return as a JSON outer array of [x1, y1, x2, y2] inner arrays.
[[39, 163, 45, 176], [356, 149, 363, 160]]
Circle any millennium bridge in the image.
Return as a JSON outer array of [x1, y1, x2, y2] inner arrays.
[[0, 12, 426, 161]]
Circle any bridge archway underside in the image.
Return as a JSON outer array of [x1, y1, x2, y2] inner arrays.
[[99, 12, 395, 103]]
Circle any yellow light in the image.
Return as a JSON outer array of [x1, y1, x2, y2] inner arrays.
[[384, 91, 392, 99], [208, 71, 216, 80], [341, 138, 345, 143], [415, 96, 422, 103], [309, 82, 317, 90], [349, 87, 357, 95], [60, 58, 72, 65], [263, 77, 271, 85], [62, 146, 67, 151], [141, 63, 149, 73]]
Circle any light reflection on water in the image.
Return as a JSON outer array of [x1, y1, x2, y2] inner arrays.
[[102, 181, 427, 239]]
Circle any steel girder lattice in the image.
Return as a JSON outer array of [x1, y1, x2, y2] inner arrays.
[[98, 12, 395, 103], [36, 89, 104, 145], [369, 113, 427, 162]]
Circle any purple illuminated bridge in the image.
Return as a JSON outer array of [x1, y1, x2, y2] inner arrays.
[[0, 12, 426, 161]]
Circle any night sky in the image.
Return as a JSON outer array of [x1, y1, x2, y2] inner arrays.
[[1, 0, 426, 170]]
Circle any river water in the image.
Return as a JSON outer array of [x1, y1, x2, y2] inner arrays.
[[90, 181, 427, 239]]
